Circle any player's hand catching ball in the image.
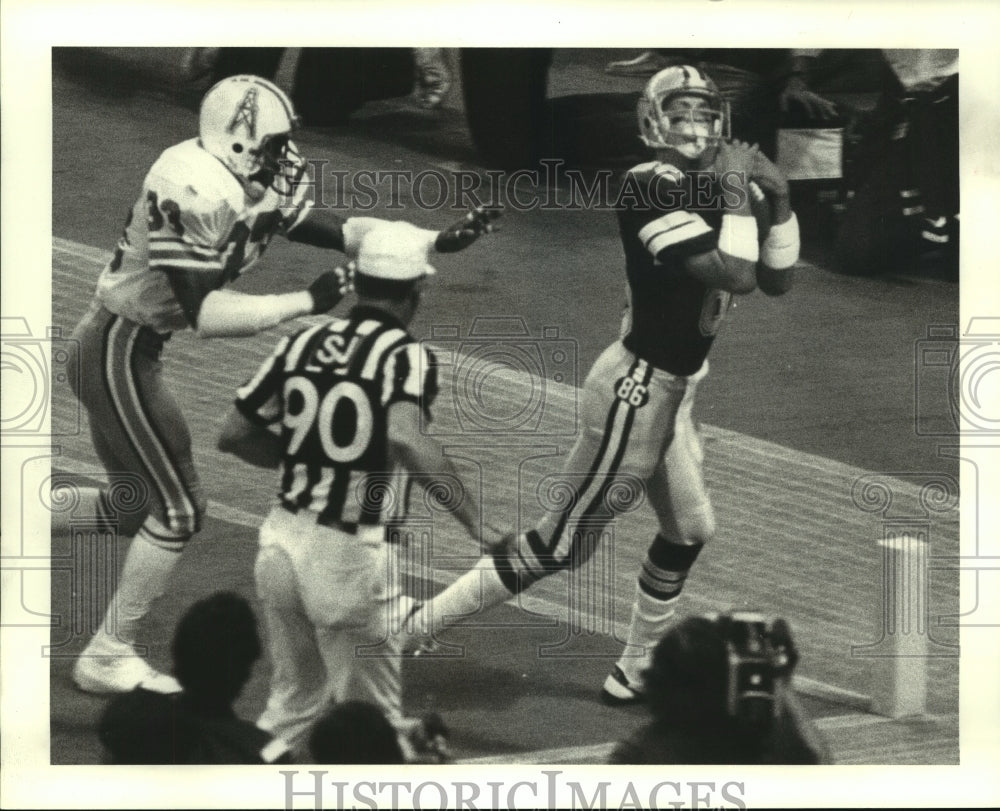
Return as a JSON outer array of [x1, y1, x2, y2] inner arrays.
[[307, 262, 354, 314], [749, 151, 790, 201], [434, 206, 502, 253]]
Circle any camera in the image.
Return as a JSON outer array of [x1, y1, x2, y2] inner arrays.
[[422, 316, 578, 436], [1, 317, 80, 436], [717, 611, 797, 723], [914, 320, 1000, 436]]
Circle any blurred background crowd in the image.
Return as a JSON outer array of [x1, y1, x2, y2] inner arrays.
[[54, 46, 959, 281]]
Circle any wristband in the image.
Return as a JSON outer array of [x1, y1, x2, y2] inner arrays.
[[719, 214, 759, 262], [761, 213, 800, 269]]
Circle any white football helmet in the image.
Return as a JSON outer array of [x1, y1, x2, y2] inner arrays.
[[199, 74, 303, 198], [637, 65, 730, 156]]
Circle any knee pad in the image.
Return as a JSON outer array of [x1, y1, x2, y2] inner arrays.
[[639, 534, 705, 601], [647, 533, 704, 570]]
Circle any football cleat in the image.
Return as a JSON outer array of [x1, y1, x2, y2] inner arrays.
[[73, 653, 181, 695], [600, 665, 646, 706]]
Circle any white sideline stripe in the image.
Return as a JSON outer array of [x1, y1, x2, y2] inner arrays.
[[54, 237, 109, 263], [458, 713, 960, 765], [52, 236, 952, 506]]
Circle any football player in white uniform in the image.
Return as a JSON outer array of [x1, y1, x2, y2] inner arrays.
[[403, 66, 799, 703], [63, 74, 498, 694]]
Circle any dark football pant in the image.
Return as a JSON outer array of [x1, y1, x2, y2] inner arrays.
[[506, 341, 714, 586]]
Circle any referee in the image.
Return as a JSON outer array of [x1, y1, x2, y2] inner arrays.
[[217, 221, 502, 755]]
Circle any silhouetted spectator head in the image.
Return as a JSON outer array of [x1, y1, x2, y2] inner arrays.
[[309, 701, 405, 764], [172, 591, 262, 707]]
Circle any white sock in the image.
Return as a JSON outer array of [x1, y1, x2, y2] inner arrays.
[[88, 522, 183, 652], [616, 586, 679, 687], [410, 556, 512, 636]]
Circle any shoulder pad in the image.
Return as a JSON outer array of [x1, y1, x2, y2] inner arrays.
[[149, 140, 245, 213], [626, 160, 685, 186]]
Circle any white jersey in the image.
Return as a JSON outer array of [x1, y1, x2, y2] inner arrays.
[[95, 138, 312, 333]]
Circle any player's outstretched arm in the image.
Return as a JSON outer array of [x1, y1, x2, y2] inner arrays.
[[286, 206, 500, 256], [167, 264, 352, 338], [217, 405, 284, 468]]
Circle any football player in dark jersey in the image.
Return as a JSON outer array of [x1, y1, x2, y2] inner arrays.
[[404, 65, 800, 704]]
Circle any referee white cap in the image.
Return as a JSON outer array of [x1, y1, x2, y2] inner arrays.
[[357, 221, 437, 281]]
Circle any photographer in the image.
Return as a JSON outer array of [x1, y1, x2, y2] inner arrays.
[[609, 612, 831, 765]]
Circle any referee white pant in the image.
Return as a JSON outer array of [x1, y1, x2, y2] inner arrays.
[[254, 505, 411, 751]]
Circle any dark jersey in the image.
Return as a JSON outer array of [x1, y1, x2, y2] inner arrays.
[[235, 305, 438, 526], [616, 161, 733, 376]]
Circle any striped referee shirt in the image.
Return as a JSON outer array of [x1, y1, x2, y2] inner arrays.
[[235, 306, 438, 527]]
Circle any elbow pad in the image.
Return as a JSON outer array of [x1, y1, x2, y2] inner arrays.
[[342, 217, 437, 257], [196, 289, 313, 338], [342, 217, 389, 255]]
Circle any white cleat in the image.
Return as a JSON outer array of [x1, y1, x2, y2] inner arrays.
[[73, 644, 181, 695]]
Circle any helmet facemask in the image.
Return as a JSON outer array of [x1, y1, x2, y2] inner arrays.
[[659, 96, 727, 162], [637, 66, 730, 169], [247, 132, 307, 199]]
